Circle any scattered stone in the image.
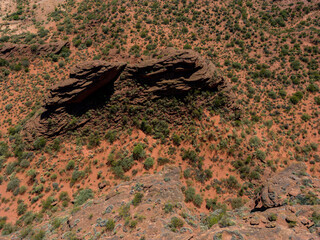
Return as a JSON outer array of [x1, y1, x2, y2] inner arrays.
[[285, 215, 298, 223], [265, 222, 276, 228], [250, 217, 260, 226]]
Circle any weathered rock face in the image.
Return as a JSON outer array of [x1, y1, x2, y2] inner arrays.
[[23, 48, 233, 140], [46, 61, 127, 108], [125, 48, 227, 97], [0, 41, 69, 59], [254, 163, 320, 209]]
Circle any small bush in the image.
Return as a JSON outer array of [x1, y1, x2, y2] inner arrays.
[[105, 130, 117, 143], [17, 203, 27, 216], [170, 217, 184, 231], [66, 160, 75, 170], [33, 137, 46, 150], [268, 213, 277, 222], [132, 192, 144, 206], [157, 157, 170, 165], [87, 132, 100, 149], [144, 157, 154, 170], [193, 194, 203, 208], [172, 133, 181, 146], [105, 219, 115, 231], [230, 198, 244, 209], [74, 188, 94, 206], [164, 203, 173, 213], [132, 143, 145, 160], [184, 187, 195, 202]]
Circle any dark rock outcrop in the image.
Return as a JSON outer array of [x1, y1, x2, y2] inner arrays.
[[46, 61, 127, 108], [24, 48, 233, 140], [125, 48, 228, 97], [0, 41, 69, 59]]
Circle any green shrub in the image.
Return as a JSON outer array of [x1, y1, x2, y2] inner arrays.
[[206, 198, 218, 210], [32, 230, 45, 240], [27, 169, 37, 180], [290, 60, 301, 70], [7, 177, 20, 192], [59, 191, 70, 202], [157, 157, 170, 165], [71, 170, 85, 183], [301, 114, 311, 122], [2, 223, 15, 235], [51, 218, 62, 229], [143, 157, 154, 170], [307, 83, 319, 93], [170, 217, 184, 231], [66, 160, 75, 170], [132, 192, 144, 206], [183, 44, 192, 49], [112, 165, 124, 179], [164, 203, 173, 213], [105, 130, 117, 143], [74, 188, 94, 206], [132, 143, 145, 160], [193, 194, 203, 207], [230, 198, 244, 209], [172, 133, 181, 146], [249, 136, 261, 149], [41, 196, 55, 211], [6, 162, 18, 175], [87, 132, 100, 149], [268, 213, 277, 221], [17, 203, 27, 216], [290, 91, 303, 104], [184, 187, 195, 202], [219, 215, 235, 228], [105, 219, 115, 231], [255, 150, 266, 162], [5, 103, 13, 112], [224, 176, 240, 189], [33, 137, 46, 150]]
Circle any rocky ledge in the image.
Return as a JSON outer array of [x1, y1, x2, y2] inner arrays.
[[6, 164, 320, 240]]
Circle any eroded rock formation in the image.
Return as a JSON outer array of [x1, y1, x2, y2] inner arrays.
[[24, 48, 233, 140], [125, 48, 227, 97], [46, 61, 127, 108]]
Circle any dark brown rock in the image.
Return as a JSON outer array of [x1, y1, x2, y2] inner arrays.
[[125, 48, 229, 97], [46, 61, 127, 108]]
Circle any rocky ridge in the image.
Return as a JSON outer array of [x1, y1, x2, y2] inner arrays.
[[24, 48, 234, 140]]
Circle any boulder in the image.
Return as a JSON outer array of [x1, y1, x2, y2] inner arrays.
[[254, 163, 307, 209]]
